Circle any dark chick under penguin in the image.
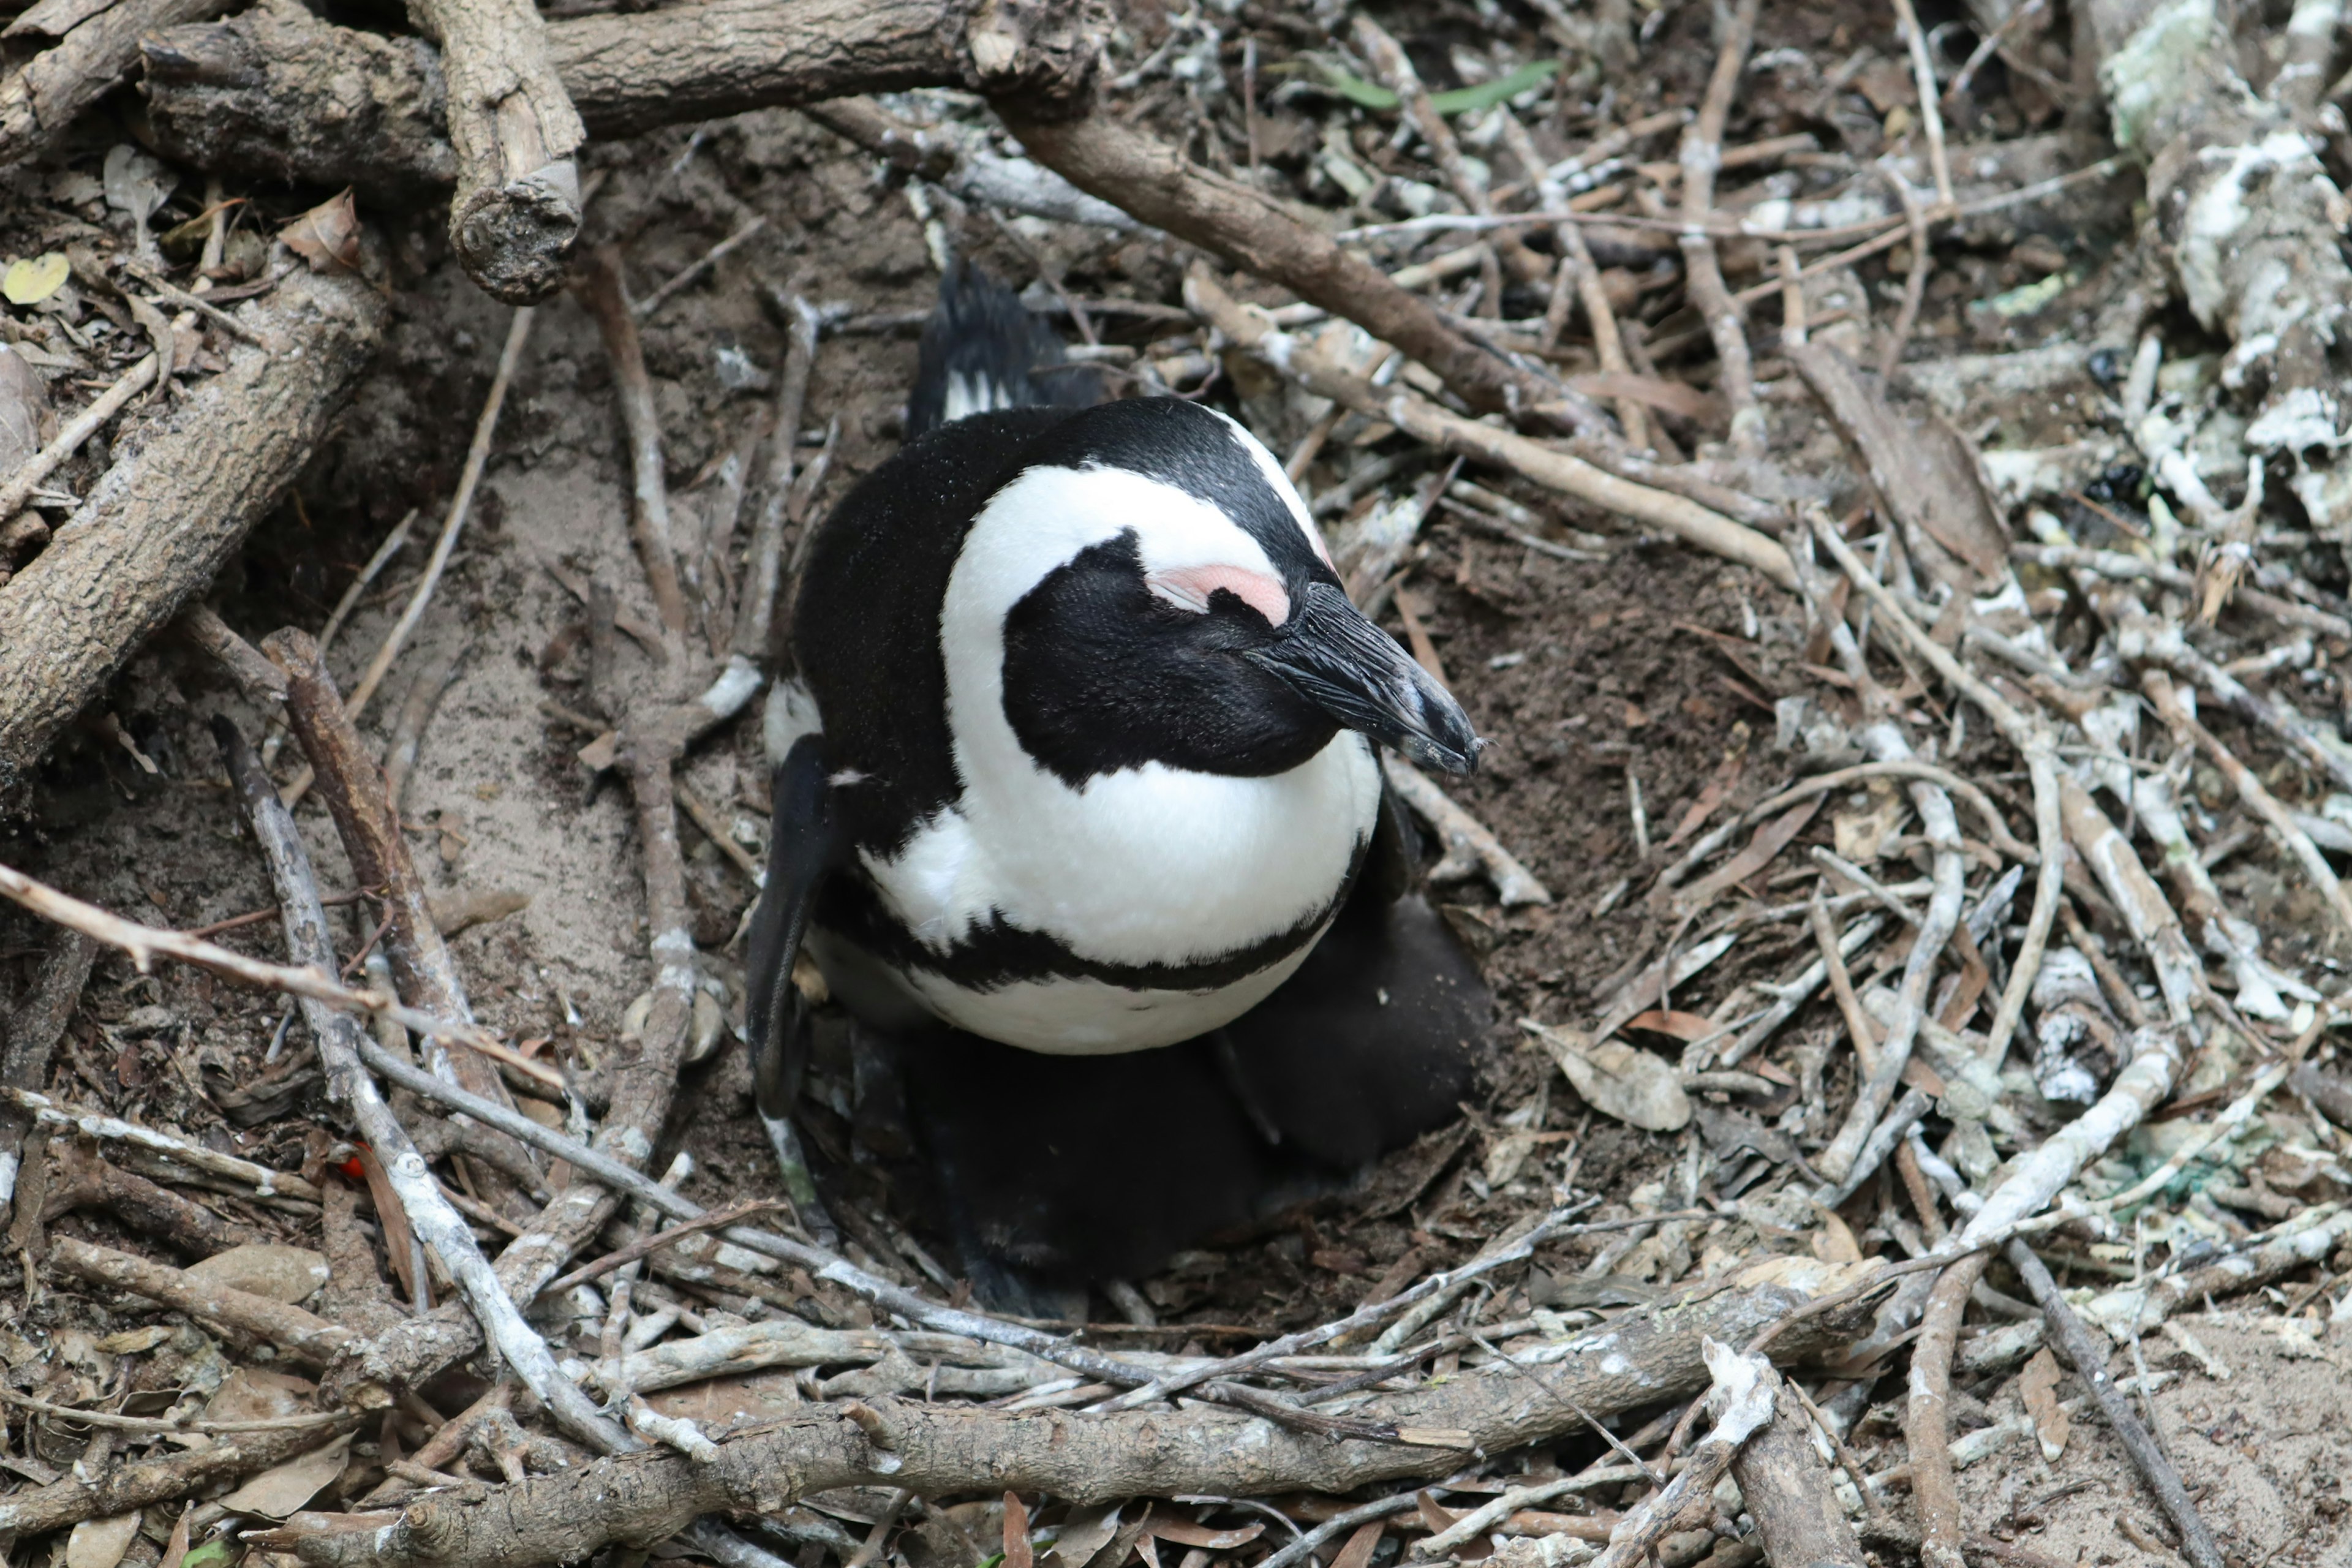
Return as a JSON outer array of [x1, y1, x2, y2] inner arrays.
[[746, 262, 1494, 1313]]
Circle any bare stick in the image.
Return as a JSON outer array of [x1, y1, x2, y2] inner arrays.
[[266, 630, 538, 1189], [733, 292, 819, 664], [1890, 0, 1954, 206], [1815, 722, 1966, 1189], [2006, 1241, 2224, 1568], [2143, 667, 2352, 942], [0, 353, 157, 530], [1903, 1252, 1989, 1568], [0, 1084, 319, 1200], [0, 1408, 357, 1537], [1678, 0, 1765, 458], [1876, 168, 1932, 380], [178, 604, 290, 705], [1498, 110, 1648, 448], [0, 929, 92, 1215], [262, 1285, 1837, 1568], [1187, 270, 1795, 588], [214, 714, 628, 1453], [316, 510, 417, 656], [383, 638, 469, 811], [579, 249, 688, 652], [1810, 514, 2064, 1066], [415, 0, 586, 300], [1733, 1367, 1866, 1568], [48, 1233, 355, 1362], [1590, 1342, 1774, 1568], [341, 306, 533, 721], [1000, 105, 1570, 424], [543, 1197, 786, 1295], [1382, 756, 1551, 908], [635, 215, 766, 321]]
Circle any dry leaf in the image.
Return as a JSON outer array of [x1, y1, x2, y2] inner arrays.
[[1831, 783, 1908, 863], [66, 1512, 140, 1568], [2, 252, 69, 306], [217, 1433, 350, 1519], [1483, 1128, 1537, 1188], [205, 1367, 315, 1424], [93, 1324, 171, 1355], [1677, 797, 1823, 910], [1142, 1520, 1265, 1549], [1003, 1491, 1033, 1568], [187, 1243, 327, 1305], [1528, 1021, 1691, 1132], [2019, 1348, 2070, 1461], [1330, 1522, 1385, 1568], [1041, 1504, 1123, 1568], [102, 145, 174, 226], [1621, 1009, 1717, 1041], [281, 190, 362, 275], [428, 888, 530, 936], [1811, 1210, 1864, 1264]]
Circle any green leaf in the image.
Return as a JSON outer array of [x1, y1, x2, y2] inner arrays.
[[1427, 59, 1562, 115], [180, 1542, 233, 1568]]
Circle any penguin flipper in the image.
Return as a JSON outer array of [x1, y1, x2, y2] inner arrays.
[[745, 734, 835, 1120]]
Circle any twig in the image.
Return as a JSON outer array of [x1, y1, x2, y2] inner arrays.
[[1746, 760, 2035, 864], [1809, 514, 2064, 1067], [2141, 666, 2352, 943], [1677, 0, 1765, 458], [0, 1385, 343, 1434], [636, 215, 766, 320], [0, 1408, 359, 1537], [579, 248, 688, 651], [1498, 109, 1648, 448], [0, 353, 159, 529], [1890, 0, 1954, 206], [1592, 1342, 1774, 1568], [1188, 270, 1795, 588], [317, 510, 417, 655], [267, 629, 540, 1191], [214, 715, 630, 1453], [0, 1084, 319, 1201], [543, 1198, 786, 1294], [1815, 722, 1967, 1189], [1875, 165, 1932, 380], [1382, 756, 1550, 907], [0, 930, 94, 1215], [734, 290, 819, 663], [382, 638, 469, 811], [1732, 1365, 1866, 1568], [48, 1234, 353, 1362], [339, 307, 535, 723], [1903, 1253, 1989, 1568], [2005, 1242, 2224, 1568]]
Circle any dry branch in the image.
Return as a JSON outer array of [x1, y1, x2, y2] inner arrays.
[[48, 1234, 355, 1362], [1186, 270, 1795, 588], [277, 1281, 1848, 1568], [410, 0, 585, 300], [0, 1410, 358, 1536], [144, 0, 1001, 197], [0, 263, 386, 805], [0, 0, 233, 167], [266, 629, 541, 1197]]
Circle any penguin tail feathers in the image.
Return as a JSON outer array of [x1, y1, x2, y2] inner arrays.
[[907, 258, 1099, 437]]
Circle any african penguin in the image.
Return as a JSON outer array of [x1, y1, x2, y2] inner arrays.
[[748, 260, 1493, 1306]]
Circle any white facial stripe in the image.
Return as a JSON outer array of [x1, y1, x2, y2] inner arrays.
[[1146, 563, 1292, 625], [1208, 407, 1334, 568]]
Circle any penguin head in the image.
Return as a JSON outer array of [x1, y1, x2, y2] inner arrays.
[[946, 398, 1481, 788]]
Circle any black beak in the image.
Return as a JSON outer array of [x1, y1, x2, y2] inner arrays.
[[1245, 583, 1482, 774]]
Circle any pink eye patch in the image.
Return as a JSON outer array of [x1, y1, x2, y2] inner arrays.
[[1145, 564, 1292, 626]]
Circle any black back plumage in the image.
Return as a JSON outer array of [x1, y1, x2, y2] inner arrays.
[[905, 259, 1099, 437]]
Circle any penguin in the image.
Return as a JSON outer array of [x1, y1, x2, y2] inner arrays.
[[745, 261, 1494, 1311]]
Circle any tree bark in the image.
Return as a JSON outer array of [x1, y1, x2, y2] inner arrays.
[[0, 262, 387, 809]]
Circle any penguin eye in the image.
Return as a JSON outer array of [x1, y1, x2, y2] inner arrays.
[[1144, 564, 1291, 626]]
